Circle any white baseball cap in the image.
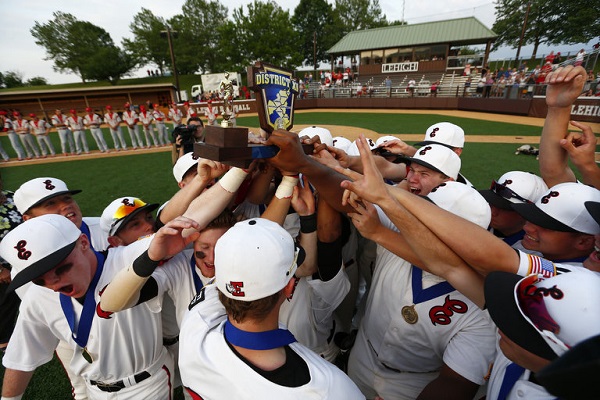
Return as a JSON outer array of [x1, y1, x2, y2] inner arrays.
[[215, 218, 303, 302], [480, 171, 548, 210], [14, 177, 82, 214], [332, 136, 352, 152], [416, 122, 465, 149], [512, 182, 600, 235], [100, 197, 159, 236], [173, 152, 200, 183], [486, 269, 600, 360], [427, 181, 491, 229], [298, 126, 333, 147], [408, 144, 461, 180], [0, 214, 81, 293], [375, 135, 398, 147], [347, 137, 377, 156]]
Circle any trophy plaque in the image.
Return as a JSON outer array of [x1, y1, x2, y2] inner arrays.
[[194, 62, 307, 168]]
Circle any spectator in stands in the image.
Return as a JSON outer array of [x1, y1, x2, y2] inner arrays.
[[545, 51, 556, 64], [384, 76, 392, 95], [430, 81, 439, 97], [554, 52, 562, 64], [574, 49, 586, 66], [407, 79, 416, 96]]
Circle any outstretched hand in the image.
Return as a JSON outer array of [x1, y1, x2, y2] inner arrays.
[[545, 65, 587, 108], [148, 216, 200, 261]]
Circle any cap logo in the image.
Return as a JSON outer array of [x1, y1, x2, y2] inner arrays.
[[226, 281, 245, 297], [14, 240, 32, 260], [541, 191, 559, 204], [419, 146, 432, 156], [430, 127, 440, 137], [367, 138, 375, 147], [502, 179, 513, 186], [43, 179, 55, 190], [524, 283, 563, 300], [121, 198, 134, 207], [192, 154, 199, 160]]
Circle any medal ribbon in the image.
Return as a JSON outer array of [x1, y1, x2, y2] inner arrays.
[[497, 362, 525, 400], [411, 265, 455, 304], [60, 251, 105, 349], [224, 320, 297, 350], [189, 254, 204, 293]]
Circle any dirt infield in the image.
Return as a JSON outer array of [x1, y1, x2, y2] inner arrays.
[[3, 109, 597, 167]]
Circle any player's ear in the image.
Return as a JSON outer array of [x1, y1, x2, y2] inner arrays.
[[283, 277, 298, 301], [107, 235, 124, 248]]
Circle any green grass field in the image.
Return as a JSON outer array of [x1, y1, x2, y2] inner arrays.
[[0, 110, 547, 398]]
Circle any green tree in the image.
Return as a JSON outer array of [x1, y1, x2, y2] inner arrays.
[[123, 9, 169, 74], [31, 12, 134, 83], [26, 77, 48, 86], [292, 0, 342, 68], [333, 0, 388, 35], [493, 0, 599, 58], [3, 71, 24, 88], [81, 47, 136, 85], [230, 0, 303, 71]]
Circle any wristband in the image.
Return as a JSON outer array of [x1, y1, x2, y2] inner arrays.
[[218, 167, 248, 193], [132, 250, 161, 278], [275, 175, 299, 199], [299, 213, 317, 233]]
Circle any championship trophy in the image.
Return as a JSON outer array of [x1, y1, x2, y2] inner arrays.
[[194, 62, 304, 168]]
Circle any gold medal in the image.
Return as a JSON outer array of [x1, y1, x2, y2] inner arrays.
[[401, 305, 418, 324], [82, 347, 93, 363]]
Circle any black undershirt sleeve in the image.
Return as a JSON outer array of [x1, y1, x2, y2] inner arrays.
[[314, 236, 343, 282]]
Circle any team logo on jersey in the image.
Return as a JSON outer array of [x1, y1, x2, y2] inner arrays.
[[96, 285, 114, 319], [540, 191, 559, 204], [14, 240, 32, 260], [43, 179, 55, 190], [226, 281, 245, 297], [188, 287, 206, 310], [428, 295, 468, 326]]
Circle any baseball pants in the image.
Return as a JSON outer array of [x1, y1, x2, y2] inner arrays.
[[35, 134, 56, 156], [110, 127, 128, 150], [127, 125, 144, 149], [18, 133, 40, 158], [73, 130, 90, 154], [6, 131, 25, 159], [89, 128, 109, 152], [57, 128, 76, 155]]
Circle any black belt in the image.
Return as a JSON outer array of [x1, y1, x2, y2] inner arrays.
[[90, 371, 151, 392]]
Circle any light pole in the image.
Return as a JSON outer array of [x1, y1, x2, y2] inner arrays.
[[161, 26, 182, 102]]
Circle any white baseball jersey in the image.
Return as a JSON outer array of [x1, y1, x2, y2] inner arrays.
[[204, 106, 217, 125], [279, 267, 350, 361], [139, 111, 154, 126], [67, 115, 85, 131], [83, 113, 102, 128], [51, 114, 69, 130], [122, 110, 138, 127], [179, 284, 365, 400], [3, 238, 173, 398], [486, 340, 553, 400], [185, 106, 198, 121], [4, 118, 15, 133], [13, 118, 30, 134], [168, 108, 183, 125], [347, 206, 496, 399], [152, 109, 166, 124], [104, 112, 122, 129], [30, 119, 48, 135]]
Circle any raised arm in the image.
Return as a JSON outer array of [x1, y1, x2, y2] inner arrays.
[[560, 121, 600, 189], [538, 65, 587, 187]]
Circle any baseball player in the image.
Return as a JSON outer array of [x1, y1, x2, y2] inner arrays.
[[29, 113, 56, 157], [138, 105, 159, 147], [203, 100, 218, 126], [168, 102, 183, 129], [51, 109, 76, 156], [0, 115, 10, 161], [122, 103, 143, 149], [178, 218, 364, 399], [12, 111, 41, 159], [67, 109, 90, 154], [152, 104, 168, 146], [0, 214, 196, 400], [83, 107, 109, 152], [182, 101, 197, 124], [0, 111, 26, 160], [104, 105, 127, 151]]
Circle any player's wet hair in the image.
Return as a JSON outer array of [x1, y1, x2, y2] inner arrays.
[[219, 290, 281, 323]]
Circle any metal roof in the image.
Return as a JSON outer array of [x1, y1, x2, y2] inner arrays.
[[327, 17, 497, 54]]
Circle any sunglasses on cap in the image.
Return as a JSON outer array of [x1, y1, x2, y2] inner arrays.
[[516, 274, 569, 356], [491, 180, 532, 204], [112, 198, 147, 221]]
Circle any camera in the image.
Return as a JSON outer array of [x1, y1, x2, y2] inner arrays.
[[172, 124, 202, 154]]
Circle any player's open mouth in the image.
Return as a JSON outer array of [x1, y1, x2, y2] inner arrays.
[[524, 234, 538, 243], [205, 263, 215, 269], [65, 212, 76, 220], [58, 284, 74, 295], [410, 187, 421, 195]]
